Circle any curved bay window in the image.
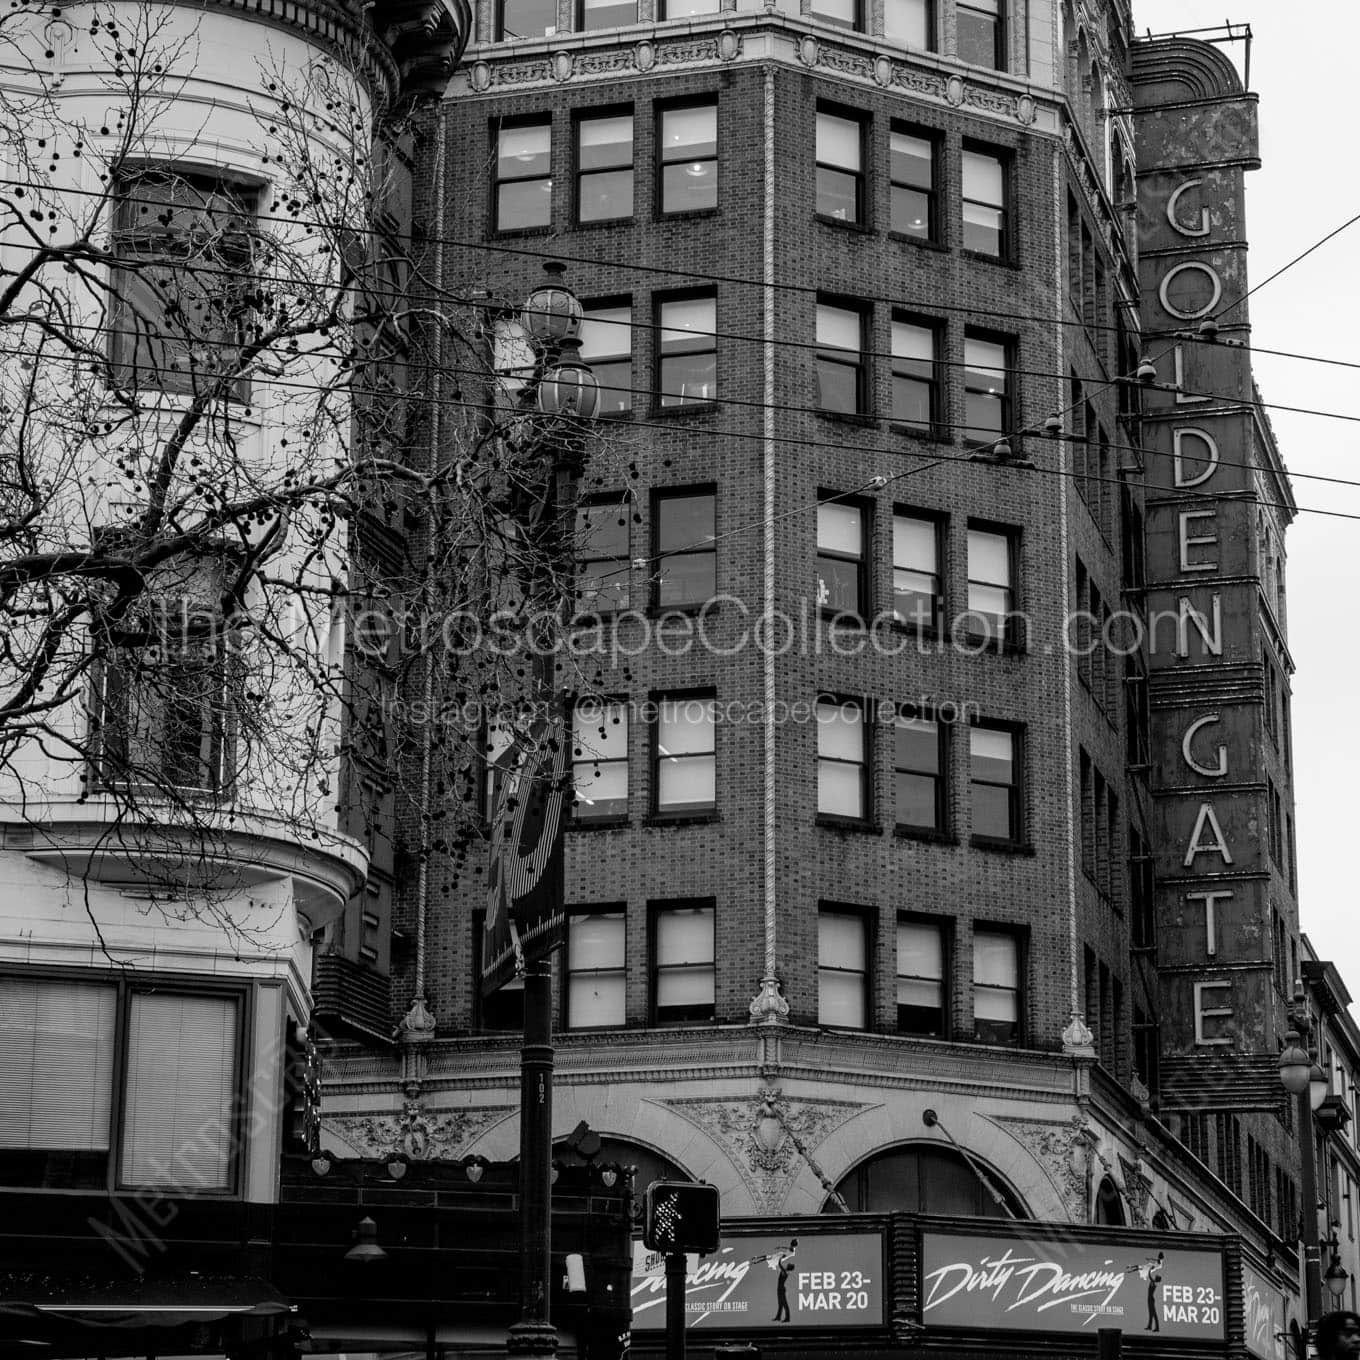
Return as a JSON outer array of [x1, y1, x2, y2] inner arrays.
[[826, 1143, 1028, 1217]]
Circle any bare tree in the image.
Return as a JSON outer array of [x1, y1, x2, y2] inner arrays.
[[0, 0, 624, 941]]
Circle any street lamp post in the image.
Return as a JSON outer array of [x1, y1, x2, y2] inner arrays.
[[1279, 987, 1328, 1339], [503, 266, 600, 1360]]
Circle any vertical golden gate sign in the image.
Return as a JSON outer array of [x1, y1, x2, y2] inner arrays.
[[1134, 47, 1282, 1108]]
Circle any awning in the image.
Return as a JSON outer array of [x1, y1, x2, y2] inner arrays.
[[0, 1272, 290, 1331]]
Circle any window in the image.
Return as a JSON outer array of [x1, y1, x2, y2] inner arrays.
[[651, 902, 715, 1023], [580, 302, 632, 414], [963, 333, 1012, 446], [656, 293, 716, 406], [653, 694, 716, 815], [96, 620, 232, 795], [660, 0, 718, 16], [957, 0, 1004, 70], [497, 0, 557, 36], [815, 109, 865, 224], [572, 699, 628, 820], [120, 993, 238, 1188], [816, 500, 866, 616], [893, 511, 942, 629], [961, 148, 1007, 256], [890, 317, 939, 433], [576, 112, 633, 223], [818, 908, 868, 1029], [971, 723, 1021, 842], [653, 488, 716, 607], [565, 910, 626, 1028], [973, 928, 1021, 1043], [889, 128, 937, 239], [0, 975, 241, 1191], [815, 302, 867, 414], [895, 711, 946, 832], [898, 918, 946, 1035], [817, 698, 869, 820], [579, 0, 635, 28], [966, 523, 1016, 644], [110, 171, 258, 399], [576, 496, 630, 612], [884, 0, 932, 47], [811, 0, 860, 30], [658, 103, 718, 214], [494, 120, 552, 231]]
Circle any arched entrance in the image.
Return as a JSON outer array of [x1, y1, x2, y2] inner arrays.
[[823, 1142, 1030, 1217]]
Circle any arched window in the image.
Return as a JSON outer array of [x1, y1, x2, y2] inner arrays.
[[1095, 1174, 1126, 1224], [824, 1143, 1029, 1217], [553, 1134, 690, 1199]]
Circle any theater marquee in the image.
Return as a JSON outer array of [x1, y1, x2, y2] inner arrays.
[[921, 1232, 1227, 1341], [630, 1230, 884, 1330]]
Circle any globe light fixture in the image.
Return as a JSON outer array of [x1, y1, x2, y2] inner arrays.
[[1326, 1253, 1350, 1300], [522, 283, 584, 349], [1309, 1063, 1329, 1112], [537, 360, 601, 421], [1279, 1034, 1311, 1095]]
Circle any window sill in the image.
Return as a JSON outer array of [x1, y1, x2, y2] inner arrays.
[[893, 825, 957, 846], [959, 632, 1028, 656], [884, 617, 942, 640], [887, 421, 951, 444], [970, 835, 1035, 856], [596, 408, 635, 423], [569, 816, 632, 832], [656, 206, 720, 224], [647, 601, 720, 620], [573, 214, 635, 231], [820, 609, 866, 630], [815, 213, 874, 235], [649, 400, 720, 420], [491, 223, 554, 239], [816, 409, 880, 429], [644, 811, 719, 828], [888, 231, 948, 252], [816, 816, 882, 835], [960, 248, 1018, 270]]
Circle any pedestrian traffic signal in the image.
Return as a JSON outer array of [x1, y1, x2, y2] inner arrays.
[[642, 1180, 721, 1254]]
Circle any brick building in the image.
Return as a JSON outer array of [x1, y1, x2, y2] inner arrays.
[[318, 3, 1325, 1355]]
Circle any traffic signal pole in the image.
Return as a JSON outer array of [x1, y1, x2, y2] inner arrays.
[[665, 1253, 687, 1360], [509, 960, 557, 1358]]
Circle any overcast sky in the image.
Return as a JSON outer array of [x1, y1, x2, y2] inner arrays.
[[1131, 1, 1360, 983]]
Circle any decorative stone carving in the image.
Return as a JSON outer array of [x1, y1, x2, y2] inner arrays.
[[1062, 1011, 1097, 1057], [748, 975, 789, 1024], [1118, 1153, 1151, 1227], [1016, 94, 1036, 125], [797, 34, 819, 66], [327, 1104, 510, 1161], [893, 68, 945, 98], [820, 47, 871, 78], [945, 74, 965, 105], [551, 49, 574, 80], [659, 39, 720, 64], [497, 60, 550, 84], [469, 60, 492, 90], [577, 49, 634, 73], [633, 39, 656, 70], [991, 1114, 1090, 1220], [664, 1094, 865, 1214], [872, 55, 893, 87], [717, 28, 741, 60], [964, 85, 1019, 118]]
